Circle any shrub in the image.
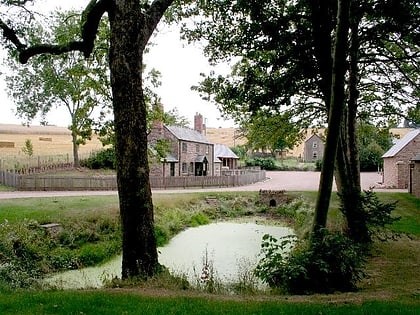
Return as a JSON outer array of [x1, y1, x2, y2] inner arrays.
[[190, 213, 210, 227], [361, 190, 400, 241], [154, 225, 169, 247], [245, 157, 277, 170], [78, 243, 108, 267], [81, 148, 116, 169], [22, 139, 34, 157], [255, 229, 366, 294]]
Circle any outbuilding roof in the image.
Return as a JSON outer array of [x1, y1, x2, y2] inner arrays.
[[382, 129, 420, 158], [214, 143, 239, 159], [165, 125, 211, 144]]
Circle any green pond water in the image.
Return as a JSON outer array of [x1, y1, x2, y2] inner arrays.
[[46, 222, 294, 289]]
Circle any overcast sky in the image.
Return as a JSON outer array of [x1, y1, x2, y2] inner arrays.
[[0, 1, 235, 128]]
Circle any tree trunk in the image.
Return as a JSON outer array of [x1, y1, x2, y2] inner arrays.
[[335, 11, 370, 243], [71, 131, 80, 168], [313, 0, 351, 232], [107, 2, 157, 279]]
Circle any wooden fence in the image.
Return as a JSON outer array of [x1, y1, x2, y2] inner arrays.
[[0, 169, 266, 191]]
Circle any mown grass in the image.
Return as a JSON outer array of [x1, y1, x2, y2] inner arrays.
[[0, 290, 418, 315], [0, 191, 419, 313]]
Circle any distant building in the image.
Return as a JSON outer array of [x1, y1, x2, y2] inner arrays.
[[304, 134, 324, 162], [382, 129, 420, 188]]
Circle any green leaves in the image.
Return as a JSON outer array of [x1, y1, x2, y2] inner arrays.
[[5, 9, 111, 165]]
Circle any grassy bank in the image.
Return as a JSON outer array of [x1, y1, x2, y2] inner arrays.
[[0, 191, 419, 313]]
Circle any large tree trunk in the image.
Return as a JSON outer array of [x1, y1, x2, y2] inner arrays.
[[107, 1, 158, 279], [313, 0, 351, 232]]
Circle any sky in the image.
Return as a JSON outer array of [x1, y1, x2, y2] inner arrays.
[[0, 1, 235, 129]]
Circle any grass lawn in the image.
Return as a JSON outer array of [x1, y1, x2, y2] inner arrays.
[[0, 191, 419, 314], [0, 290, 418, 315]]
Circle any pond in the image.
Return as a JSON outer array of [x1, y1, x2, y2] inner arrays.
[[46, 221, 294, 289]]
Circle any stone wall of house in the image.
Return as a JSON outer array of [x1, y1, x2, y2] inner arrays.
[[382, 157, 397, 188], [411, 161, 420, 198], [148, 125, 180, 177], [304, 135, 324, 162], [179, 140, 214, 176], [383, 134, 420, 189]]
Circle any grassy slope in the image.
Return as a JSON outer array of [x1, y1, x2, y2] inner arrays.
[[0, 191, 419, 314]]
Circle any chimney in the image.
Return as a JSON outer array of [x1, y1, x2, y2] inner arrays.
[[150, 102, 164, 140], [194, 112, 205, 134]]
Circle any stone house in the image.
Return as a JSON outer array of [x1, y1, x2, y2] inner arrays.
[[148, 113, 215, 177], [304, 134, 324, 162], [382, 129, 420, 189], [409, 152, 420, 198]]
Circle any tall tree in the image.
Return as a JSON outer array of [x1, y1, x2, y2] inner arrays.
[[5, 10, 111, 167], [178, 0, 419, 241], [313, 0, 350, 231], [0, 0, 175, 279]]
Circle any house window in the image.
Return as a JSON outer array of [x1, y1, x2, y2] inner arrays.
[[182, 162, 187, 174], [182, 142, 187, 153], [312, 151, 318, 159], [189, 162, 194, 173], [196, 144, 200, 153], [312, 142, 318, 148]]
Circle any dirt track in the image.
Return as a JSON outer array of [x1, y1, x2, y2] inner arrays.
[[0, 171, 400, 200]]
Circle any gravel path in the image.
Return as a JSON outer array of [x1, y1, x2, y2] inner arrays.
[[0, 171, 401, 200]]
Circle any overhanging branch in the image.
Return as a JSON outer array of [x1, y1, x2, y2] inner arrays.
[[1, 0, 110, 64]]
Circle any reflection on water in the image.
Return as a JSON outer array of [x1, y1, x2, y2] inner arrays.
[[46, 222, 293, 289]]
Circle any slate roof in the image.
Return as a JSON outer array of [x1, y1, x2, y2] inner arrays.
[[214, 143, 239, 159], [165, 125, 211, 144], [382, 129, 420, 158]]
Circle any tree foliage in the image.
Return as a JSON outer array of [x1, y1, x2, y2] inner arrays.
[[358, 123, 393, 171], [5, 10, 111, 166], [177, 0, 419, 242], [240, 110, 303, 157]]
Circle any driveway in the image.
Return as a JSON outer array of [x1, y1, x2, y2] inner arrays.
[[0, 171, 398, 200]]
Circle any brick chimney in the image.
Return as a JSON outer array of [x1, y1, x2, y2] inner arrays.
[[194, 112, 205, 134], [150, 102, 164, 141]]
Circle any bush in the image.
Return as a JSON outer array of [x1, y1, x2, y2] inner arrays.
[[255, 229, 366, 294], [245, 158, 277, 170], [78, 243, 108, 267], [81, 148, 116, 169], [361, 190, 400, 241]]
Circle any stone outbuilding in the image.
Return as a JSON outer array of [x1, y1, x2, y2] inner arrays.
[[214, 143, 239, 170], [409, 152, 420, 198], [382, 129, 420, 189]]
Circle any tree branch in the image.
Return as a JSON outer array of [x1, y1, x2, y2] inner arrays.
[[144, 0, 175, 44], [0, 19, 26, 50], [1, 0, 110, 64]]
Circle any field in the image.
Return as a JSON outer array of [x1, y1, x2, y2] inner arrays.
[[0, 124, 104, 169], [0, 191, 419, 314]]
